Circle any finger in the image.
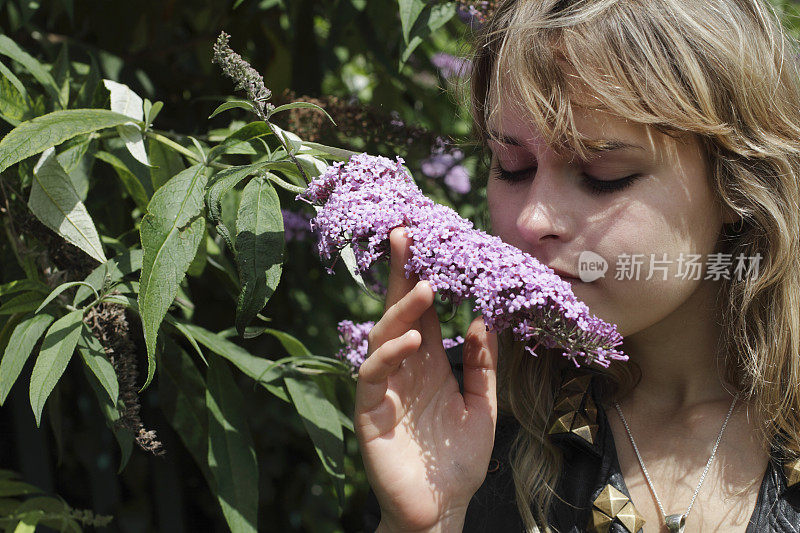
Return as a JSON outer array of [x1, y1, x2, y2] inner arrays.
[[384, 227, 417, 313], [356, 329, 422, 413], [369, 280, 434, 350], [462, 317, 499, 420], [418, 297, 444, 350]]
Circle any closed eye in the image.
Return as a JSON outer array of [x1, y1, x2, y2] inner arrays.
[[491, 166, 641, 195]]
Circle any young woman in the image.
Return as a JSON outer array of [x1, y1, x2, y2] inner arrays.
[[356, 0, 800, 531]]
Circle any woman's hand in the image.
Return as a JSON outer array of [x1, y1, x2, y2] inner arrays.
[[355, 227, 499, 533]]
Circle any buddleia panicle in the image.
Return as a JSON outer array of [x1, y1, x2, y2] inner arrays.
[[301, 153, 627, 369], [212, 31, 274, 119]]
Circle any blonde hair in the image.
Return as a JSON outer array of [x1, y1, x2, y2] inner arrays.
[[466, 0, 800, 530]]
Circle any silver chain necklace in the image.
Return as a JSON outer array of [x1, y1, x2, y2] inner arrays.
[[613, 394, 739, 533]]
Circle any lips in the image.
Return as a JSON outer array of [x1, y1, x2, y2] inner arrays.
[[548, 267, 581, 282]]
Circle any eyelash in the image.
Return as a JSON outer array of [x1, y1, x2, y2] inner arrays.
[[492, 167, 641, 195]]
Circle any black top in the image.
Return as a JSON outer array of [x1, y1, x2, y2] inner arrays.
[[362, 344, 800, 532]]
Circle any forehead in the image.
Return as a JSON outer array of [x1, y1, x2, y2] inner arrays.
[[486, 100, 659, 158]]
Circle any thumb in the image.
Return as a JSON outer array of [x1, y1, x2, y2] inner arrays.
[[462, 316, 498, 420]]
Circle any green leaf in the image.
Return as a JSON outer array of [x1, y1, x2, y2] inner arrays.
[[206, 356, 258, 533], [398, 0, 426, 44], [158, 336, 210, 480], [0, 480, 41, 497], [399, 3, 456, 68], [76, 324, 118, 405], [340, 240, 382, 301], [0, 108, 133, 174], [0, 60, 27, 99], [29, 309, 83, 427], [267, 102, 336, 125], [208, 100, 257, 120], [0, 279, 50, 298], [205, 162, 273, 253], [146, 100, 164, 127], [173, 320, 288, 401], [187, 224, 208, 278], [263, 329, 312, 357], [51, 43, 70, 109], [35, 281, 99, 313], [0, 69, 32, 126], [0, 292, 45, 316], [207, 122, 271, 163], [73, 248, 143, 306], [148, 136, 185, 192], [164, 316, 208, 366], [0, 311, 56, 405], [12, 496, 82, 533], [234, 176, 284, 337], [29, 148, 107, 263], [301, 141, 356, 161], [95, 150, 150, 211], [138, 164, 210, 392], [284, 375, 345, 508], [0, 35, 65, 108]]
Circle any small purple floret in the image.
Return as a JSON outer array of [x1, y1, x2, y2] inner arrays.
[[336, 320, 465, 370], [300, 153, 627, 368]]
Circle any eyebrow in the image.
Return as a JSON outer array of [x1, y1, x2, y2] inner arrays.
[[485, 129, 645, 153]]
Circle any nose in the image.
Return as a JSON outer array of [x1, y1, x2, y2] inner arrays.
[[515, 164, 575, 245]]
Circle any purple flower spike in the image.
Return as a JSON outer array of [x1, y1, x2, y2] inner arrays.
[[281, 209, 312, 242], [300, 153, 627, 368], [336, 320, 465, 370], [431, 52, 472, 79]]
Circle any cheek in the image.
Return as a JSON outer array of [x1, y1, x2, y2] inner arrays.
[[585, 203, 722, 335]]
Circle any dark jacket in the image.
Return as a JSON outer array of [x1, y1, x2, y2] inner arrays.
[[363, 344, 800, 532]]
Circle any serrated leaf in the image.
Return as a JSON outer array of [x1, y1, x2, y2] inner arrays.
[[187, 224, 208, 278], [0, 35, 65, 108], [0, 311, 56, 405], [208, 100, 256, 120], [158, 336, 210, 480], [284, 375, 345, 508], [95, 150, 150, 210], [29, 309, 83, 427], [148, 136, 184, 192], [29, 148, 106, 263], [206, 356, 258, 533], [76, 324, 118, 405], [205, 162, 273, 253], [138, 164, 210, 392], [234, 176, 284, 337], [0, 108, 133, 174]]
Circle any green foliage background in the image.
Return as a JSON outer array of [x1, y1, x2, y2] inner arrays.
[[0, 0, 798, 532]]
